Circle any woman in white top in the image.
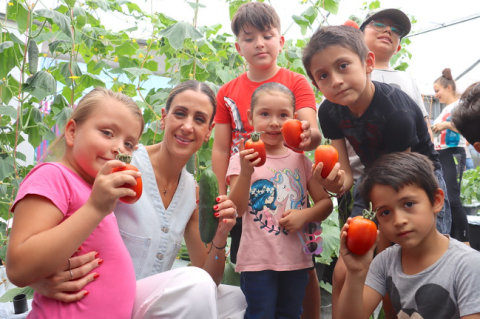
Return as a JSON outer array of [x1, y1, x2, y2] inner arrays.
[[432, 68, 470, 244], [29, 81, 247, 318]]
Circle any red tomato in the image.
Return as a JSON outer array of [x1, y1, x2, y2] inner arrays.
[[282, 119, 303, 149], [314, 145, 339, 178], [245, 131, 266, 167], [343, 19, 359, 29], [346, 216, 377, 255], [112, 152, 143, 204]]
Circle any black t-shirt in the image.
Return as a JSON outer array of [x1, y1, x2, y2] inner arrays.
[[319, 81, 440, 170]]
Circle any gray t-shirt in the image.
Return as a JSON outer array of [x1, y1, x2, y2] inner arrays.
[[366, 238, 480, 318]]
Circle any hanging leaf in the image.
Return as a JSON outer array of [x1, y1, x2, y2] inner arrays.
[[321, 0, 340, 15], [0, 42, 14, 53], [113, 40, 139, 57], [158, 22, 203, 50], [228, 0, 248, 20], [34, 9, 73, 39], [22, 71, 57, 100], [65, 0, 76, 7], [187, 2, 206, 10], [123, 67, 153, 78], [0, 42, 16, 80], [6, 0, 29, 33], [0, 105, 17, 119]]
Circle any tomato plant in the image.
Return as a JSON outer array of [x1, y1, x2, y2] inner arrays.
[[245, 131, 266, 167], [346, 206, 377, 256], [111, 153, 143, 204], [282, 119, 303, 149], [343, 19, 359, 29], [314, 145, 339, 178]]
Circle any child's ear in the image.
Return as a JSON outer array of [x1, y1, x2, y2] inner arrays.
[[204, 122, 215, 142], [365, 51, 375, 74], [474, 141, 480, 153], [433, 188, 445, 214], [247, 109, 253, 126], [235, 42, 243, 57], [279, 35, 285, 52], [64, 119, 77, 146]]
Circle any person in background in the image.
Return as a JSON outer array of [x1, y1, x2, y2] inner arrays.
[[432, 68, 470, 245], [452, 81, 480, 155]]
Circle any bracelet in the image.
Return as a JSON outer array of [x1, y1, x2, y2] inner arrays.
[[323, 187, 346, 199], [208, 241, 228, 260]]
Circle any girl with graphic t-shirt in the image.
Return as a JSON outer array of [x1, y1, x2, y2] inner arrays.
[[226, 82, 333, 318]]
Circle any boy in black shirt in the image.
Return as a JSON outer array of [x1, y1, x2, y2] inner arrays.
[[301, 25, 452, 317]]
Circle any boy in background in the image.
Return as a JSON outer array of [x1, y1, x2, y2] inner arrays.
[[301, 25, 452, 318], [212, 3, 322, 317], [337, 152, 480, 319]]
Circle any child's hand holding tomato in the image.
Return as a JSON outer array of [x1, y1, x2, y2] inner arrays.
[[312, 161, 345, 194], [282, 117, 312, 151], [340, 217, 379, 273], [238, 138, 261, 177], [279, 209, 307, 233], [88, 160, 142, 215]]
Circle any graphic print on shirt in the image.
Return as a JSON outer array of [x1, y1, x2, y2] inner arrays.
[[248, 168, 306, 236], [386, 276, 457, 319], [225, 97, 249, 155]]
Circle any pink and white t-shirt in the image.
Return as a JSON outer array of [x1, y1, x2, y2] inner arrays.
[[226, 149, 314, 272], [12, 162, 136, 319]]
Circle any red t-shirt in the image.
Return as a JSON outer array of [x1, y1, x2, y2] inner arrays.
[[215, 68, 316, 155]]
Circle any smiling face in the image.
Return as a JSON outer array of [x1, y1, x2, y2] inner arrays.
[[363, 18, 402, 63], [433, 82, 453, 104], [64, 98, 143, 184], [371, 183, 444, 250], [310, 45, 375, 111], [247, 91, 294, 153], [235, 24, 284, 72], [161, 90, 214, 159]]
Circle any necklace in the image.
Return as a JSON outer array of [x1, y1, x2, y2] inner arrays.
[[161, 178, 178, 196]]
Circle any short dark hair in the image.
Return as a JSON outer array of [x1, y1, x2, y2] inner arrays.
[[166, 80, 216, 125], [251, 82, 295, 112], [360, 153, 439, 208], [302, 25, 369, 83], [452, 82, 480, 145], [231, 2, 281, 37]]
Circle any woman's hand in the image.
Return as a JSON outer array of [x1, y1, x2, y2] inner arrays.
[[30, 251, 102, 303], [339, 218, 377, 274], [432, 121, 449, 133], [214, 195, 237, 237], [312, 162, 345, 194]]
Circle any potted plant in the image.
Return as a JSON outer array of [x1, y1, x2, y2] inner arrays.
[[461, 167, 480, 216]]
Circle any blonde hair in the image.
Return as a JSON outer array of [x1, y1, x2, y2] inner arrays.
[[48, 87, 144, 159]]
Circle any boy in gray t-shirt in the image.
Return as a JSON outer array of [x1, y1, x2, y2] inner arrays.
[[336, 152, 480, 319]]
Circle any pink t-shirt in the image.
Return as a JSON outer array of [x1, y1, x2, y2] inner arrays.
[[12, 163, 136, 319], [226, 149, 314, 272]]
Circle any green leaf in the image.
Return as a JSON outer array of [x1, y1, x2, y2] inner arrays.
[[228, 0, 248, 20], [0, 42, 14, 53], [0, 42, 16, 80], [76, 73, 106, 92], [158, 22, 203, 50], [0, 286, 35, 302], [22, 71, 57, 100], [301, 6, 318, 24], [321, 0, 340, 15], [157, 13, 177, 26], [187, 1, 206, 10], [34, 9, 73, 39], [0, 105, 17, 119], [292, 15, 310, 36], [52, 106, 73, 132], [60, 62, 82, 86], [113, 40, 139, 57], [125, 2, 143, 14], [0, 157, 15, 181], [7, 0, 29, 33], [123, 67, 153, 78], [48, 40, 72, 55], [65, 0, 76, 7]]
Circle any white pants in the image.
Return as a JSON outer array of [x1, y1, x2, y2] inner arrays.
[[133, 267, 246, 319]]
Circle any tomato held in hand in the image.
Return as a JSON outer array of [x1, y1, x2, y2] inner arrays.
[[314, 145, 339, 178], [343, 19, 359, 29], [245, 131, 266, 167], [282, 119, 303, 149], [112, 152, 143, 204], [347, 215, 377, 256]]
